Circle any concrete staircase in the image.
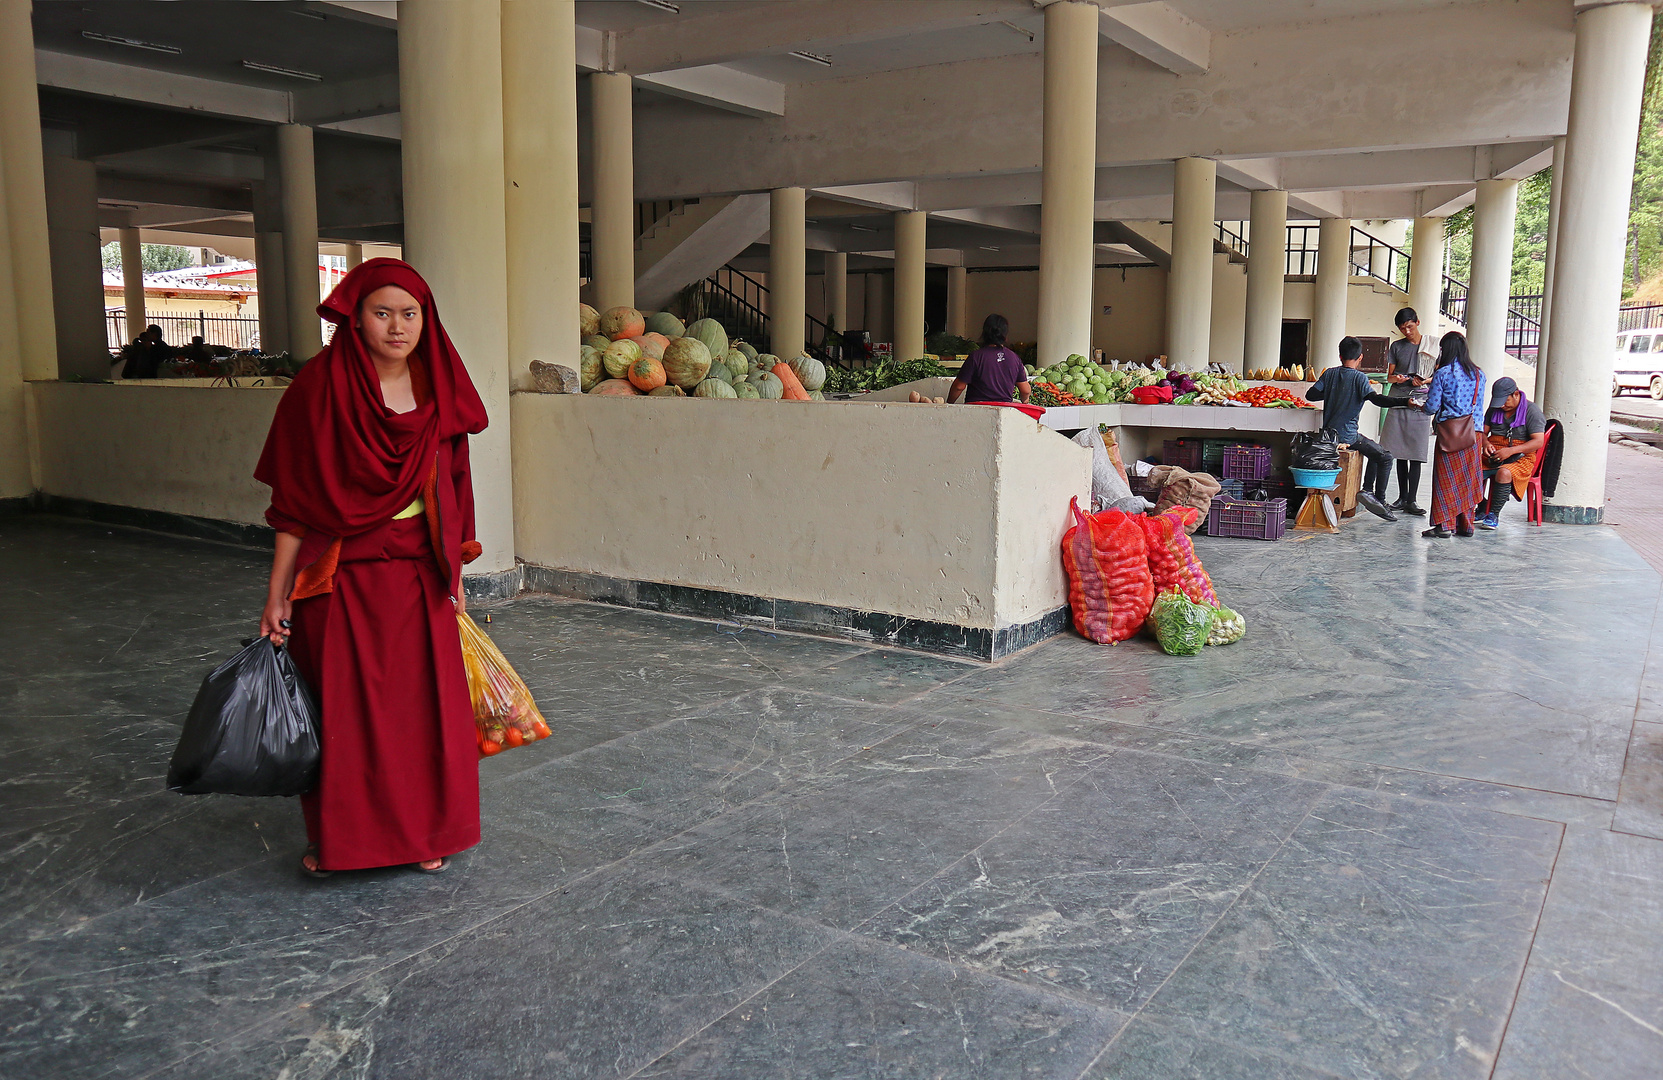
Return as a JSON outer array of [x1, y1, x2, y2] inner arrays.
[[633, 194, 772, 311]]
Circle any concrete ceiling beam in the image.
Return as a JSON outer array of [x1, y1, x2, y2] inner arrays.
[[292, 72, 399, 125], [810, 182, 918, 211], [636, 65, 785, 118], [1098, 2, 1210, 76], [97, 175, 252, 211], [36, 50, 291, 124], [932, 205, 1042, 236], [96, 147, 264, 182], [610, 0, 1034, 75]]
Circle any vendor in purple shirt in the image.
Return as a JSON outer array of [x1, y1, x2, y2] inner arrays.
[[948, 314, 1032, 405]]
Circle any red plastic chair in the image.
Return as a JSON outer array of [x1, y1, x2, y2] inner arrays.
[[1524, 420, 1558, 526]]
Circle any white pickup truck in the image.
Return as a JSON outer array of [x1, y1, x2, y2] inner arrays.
[[1613, 328, 1663, 398]]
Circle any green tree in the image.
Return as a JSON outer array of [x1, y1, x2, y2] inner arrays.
[[1625, 18, 1663, 296], [99, 243, 196, 275]]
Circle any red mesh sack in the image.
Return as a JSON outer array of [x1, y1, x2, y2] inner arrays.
[[1138, 508, 1218, 606], [1062, 497, 1155, 644]]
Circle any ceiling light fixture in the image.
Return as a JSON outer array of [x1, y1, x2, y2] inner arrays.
[[998, 21, 1035, 43], [81, 31, 181, 54], [979, 245, 1000, 252], [848, 223, 877, 233], [788, 50, 834, 67], [290, 8, 327, 20], [636, 0, 681, 13], [242, 60, 323, 81]]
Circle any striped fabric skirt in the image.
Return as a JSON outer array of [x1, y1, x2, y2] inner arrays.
[[1430, 440, 1484, 527]]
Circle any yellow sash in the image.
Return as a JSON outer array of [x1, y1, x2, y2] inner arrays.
[[392, 495, 425, 520]]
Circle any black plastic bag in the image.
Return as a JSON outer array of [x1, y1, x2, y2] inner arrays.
[[167, 638, 320, 797], [1291, 429, 1341, 470]]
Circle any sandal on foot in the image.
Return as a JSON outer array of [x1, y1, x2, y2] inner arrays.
[[413, 857, 449, 874], [300, 847, 332, 879]]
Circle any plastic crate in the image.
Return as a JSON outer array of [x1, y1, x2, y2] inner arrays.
[[1201, 438, 1240, 475], [1162, 439, 1204, 472], [1129, 472, 1162, 500], [1252, 476, 1297, 518], [1221, 444, 1273, 481], [1207, 496, 1288, 540], [1216, 478, 1246, 500]]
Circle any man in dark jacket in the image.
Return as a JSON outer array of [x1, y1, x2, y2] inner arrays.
[[1307, 336, 1404, 522]]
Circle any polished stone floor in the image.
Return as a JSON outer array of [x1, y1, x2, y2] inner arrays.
[[1, 511, 1660, 1079]]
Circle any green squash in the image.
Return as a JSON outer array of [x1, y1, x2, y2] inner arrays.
[[643, 311, 685, 338], [647, 384, 685, 397], [788, 355, 826, 391], [808, 389, 825, 401], [733, 381, 761, 400], [583, 334, 611, 352], [750, 371, 785, 400], [693, 377, 737, 399], [734, 341, 758, 361], [579, 345, 605, 392], [661, 336, 713, 389], [685, 318, 728, 360]]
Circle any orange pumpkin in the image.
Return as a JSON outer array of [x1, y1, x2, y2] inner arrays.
[[771, 362, 812, 401], [628, 356, 668, 392]]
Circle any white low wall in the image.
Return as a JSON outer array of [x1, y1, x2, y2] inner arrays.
[[27, 382, 282, 525], [511, 394, 1090, 631]]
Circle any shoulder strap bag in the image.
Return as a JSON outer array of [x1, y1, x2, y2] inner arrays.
[[1434, 376, 1481, 454]]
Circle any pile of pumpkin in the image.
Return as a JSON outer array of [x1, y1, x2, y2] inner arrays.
[[579, 304, 828, 401]]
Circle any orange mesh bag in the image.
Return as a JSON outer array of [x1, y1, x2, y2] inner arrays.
[[1061, 497, 1155, 644], [457, 613, 551, 756], [1137, 508, 1218, 606]]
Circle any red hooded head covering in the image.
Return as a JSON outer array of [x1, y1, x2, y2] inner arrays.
[[255, 258, 488, 540]]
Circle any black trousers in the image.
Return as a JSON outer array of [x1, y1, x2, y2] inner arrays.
[[1396, 459, 1423, 504], [1349, 434, 1393, 500]]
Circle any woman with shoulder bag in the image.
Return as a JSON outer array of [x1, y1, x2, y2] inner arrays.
[[1416, 332, 1487, 539]]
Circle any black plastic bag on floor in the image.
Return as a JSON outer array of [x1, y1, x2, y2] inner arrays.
[[167, 638, 320, 797], [1290, 429, 1341, 471]]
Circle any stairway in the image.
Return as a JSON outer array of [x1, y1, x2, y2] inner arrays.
[[634, 194, 772, 311]]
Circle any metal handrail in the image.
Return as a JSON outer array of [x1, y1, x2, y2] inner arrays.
[[1348, 226, 1411, 293], [1214, 220, 1249, 259], [704, 265, 832, 356]]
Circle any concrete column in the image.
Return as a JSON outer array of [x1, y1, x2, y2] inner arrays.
[[1036, 0, 1099, 368], [769, 187, 806, 359], [1311, 217, 1352, 371], [118, 227, 145, 346], [1167, 157, 1217, 370], [41, 155, 107, 381], [946, 264, 968, 340], [1543, 1, 1654, 522], [252, 178, 290, 356], [1536, 135, 1566, 401], [401, 0, 515, 572], [0, 134, 30, 497], [344, 242, 364, 270], [824, 251, 847, 335], [502, 0, 580, 388], [1243, 189, 1288, 375], [864, 271, 885, 340], [0, 0, 57, 381], [590, 72, 634, 312], [1408, 216, 1446, 338], [276, 124, 322, 360], [892, 211, 927, 360], [1466, 178, 1519, 386]]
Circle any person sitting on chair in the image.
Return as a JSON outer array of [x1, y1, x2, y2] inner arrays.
[[1476, 376, 1547, 531]]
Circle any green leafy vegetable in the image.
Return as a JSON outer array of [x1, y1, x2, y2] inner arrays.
[[1146, 589, 1215, 656]]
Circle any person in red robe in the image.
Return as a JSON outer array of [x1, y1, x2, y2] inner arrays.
[[255, 258, 488, 877]]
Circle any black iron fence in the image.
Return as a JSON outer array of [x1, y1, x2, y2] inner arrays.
[[106, 310, 260, 351], [1620, 303, 1663, 332]]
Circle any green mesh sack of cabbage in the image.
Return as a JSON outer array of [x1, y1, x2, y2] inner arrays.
[[1146, 589, 1214, 655]]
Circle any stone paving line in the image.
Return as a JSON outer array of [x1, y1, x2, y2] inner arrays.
[[2, 511, 1663, 1079], [1605, 441, 1663, 576]]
